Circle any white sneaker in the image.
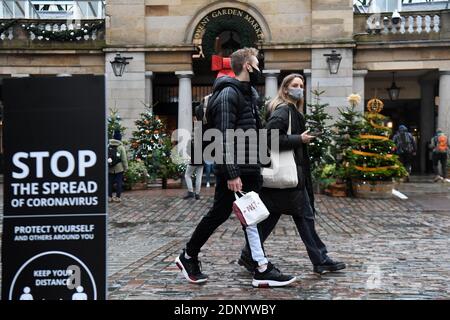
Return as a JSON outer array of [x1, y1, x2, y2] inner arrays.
[[206, 182, 211, 188]]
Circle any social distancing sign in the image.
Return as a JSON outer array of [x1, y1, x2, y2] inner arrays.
[[1, 76, 107, 300]]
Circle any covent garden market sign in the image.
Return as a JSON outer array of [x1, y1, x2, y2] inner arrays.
[[193, 8, 265, 58]]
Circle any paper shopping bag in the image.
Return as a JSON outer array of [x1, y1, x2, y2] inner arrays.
[[232, 191, 270, 227]]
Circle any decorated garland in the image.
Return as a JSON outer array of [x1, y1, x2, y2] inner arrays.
[[0, 20, 17, 35], [359, 134, 389, 141], [352, 150, 393, 158], [354, 165, 399, 172], [202, 16, 257, 59], [22, 21, 104, 42]]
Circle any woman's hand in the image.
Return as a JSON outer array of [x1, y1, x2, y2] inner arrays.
[[301, 129, 316, 144]]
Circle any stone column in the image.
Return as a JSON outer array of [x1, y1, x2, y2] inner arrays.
[[420, 79, 436, 173], [311, 48, 354, 123], [145, 71, 153, 108], [353, 70, 368, 113], [176, 71, 194, 150], [304, 69, 312, 106], [263, 70, 280, 101], [438, 71, 450, 138], [24, 1, 30, 19]]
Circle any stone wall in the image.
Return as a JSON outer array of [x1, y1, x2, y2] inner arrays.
[[105, 52, 146, 137], [311, 0, 354, 42], [354, 47, 450, 71], [0, 54, 105, 75], [106, 0, 146, 46], [144, 0, 313, 46], [310, 48, 354, 122]]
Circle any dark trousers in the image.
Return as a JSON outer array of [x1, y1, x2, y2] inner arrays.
[[109, 172, 124, 198], [186, 174, 265, 260], [399, 153, 413, 175], [433, 153, 448, 178], [246, 187, 328, 265]]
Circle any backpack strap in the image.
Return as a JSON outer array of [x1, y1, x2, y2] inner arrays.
[[206, 84, 246, 128]]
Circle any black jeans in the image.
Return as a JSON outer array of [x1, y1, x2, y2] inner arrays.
[[246, 187, 328, 265], [433, 153, 448, 178], [399, 153, 413, 175], [109, 172, 124, 198], [186, 174, 266, 262]]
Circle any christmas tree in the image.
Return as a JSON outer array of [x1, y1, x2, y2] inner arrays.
[[129, 106, 168, 180], [333, 94, 365, 180], [305, 89, 335, 178], [129, 106, 186, 183], [347, 98, 407, 182], [107, 108, 126, 139]]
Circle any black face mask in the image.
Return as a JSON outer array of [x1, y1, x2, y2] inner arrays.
[[248, 65, 261, 87]]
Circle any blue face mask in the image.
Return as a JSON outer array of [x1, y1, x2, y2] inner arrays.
[[288, 88, 304, 101]]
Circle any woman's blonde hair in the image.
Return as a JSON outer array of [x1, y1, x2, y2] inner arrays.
[[268, 73, 305, 115]]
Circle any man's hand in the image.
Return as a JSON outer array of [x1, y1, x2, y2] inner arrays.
[[228, 177, 243, 192], [301, 129, 316, 144]]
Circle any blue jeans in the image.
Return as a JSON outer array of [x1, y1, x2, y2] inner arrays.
[[204, 163, 214, 184]]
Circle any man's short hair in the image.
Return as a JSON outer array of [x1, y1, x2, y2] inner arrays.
[[230, 47, 259, 76]]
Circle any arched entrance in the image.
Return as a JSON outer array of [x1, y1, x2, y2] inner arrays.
[[152, 3, 272, 133], [187, 5, 271, 103]]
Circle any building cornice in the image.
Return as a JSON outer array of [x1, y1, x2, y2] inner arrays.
[[355, 40, 450, 50], [103, 45, 196, 53], [261, 41, 356, 50]]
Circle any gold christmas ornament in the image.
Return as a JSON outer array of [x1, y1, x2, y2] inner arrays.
[[367, 98, 384, 114]]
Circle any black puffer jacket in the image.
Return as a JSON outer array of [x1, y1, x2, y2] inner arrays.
[[206, 76, 262, 179], [264, 103, 316, 213]]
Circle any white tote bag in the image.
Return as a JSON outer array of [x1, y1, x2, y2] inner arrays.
[[232, 191, 270, 227], [261, 111, 299, 189]]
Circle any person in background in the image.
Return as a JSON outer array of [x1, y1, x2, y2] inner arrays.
[[183, 114, 204, 200], [204, 160, 214, 188], [430, 129, 449, 182], [108, 130, 128, 203], [195, 95, 214, 189], [393, 125, 417, 180]]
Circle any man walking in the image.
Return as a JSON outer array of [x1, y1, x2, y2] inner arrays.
[[175, 48, 295, 288]]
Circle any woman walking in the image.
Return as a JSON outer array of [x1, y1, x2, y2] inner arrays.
[[239, 74, 346, 274]]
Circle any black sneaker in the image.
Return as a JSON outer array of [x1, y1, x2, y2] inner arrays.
[[195, 194, 201, 200], [313, 258, 346, 274], [238, 250, 257, 273], [252, 263, 296, 288], [183, 192, 195, 199], [175, 250, 208, 284]]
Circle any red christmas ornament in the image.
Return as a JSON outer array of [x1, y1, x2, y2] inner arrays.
[[212, 55, 235, 78]]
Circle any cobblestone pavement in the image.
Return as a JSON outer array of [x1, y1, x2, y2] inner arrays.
[[1, 178, 450, 300]]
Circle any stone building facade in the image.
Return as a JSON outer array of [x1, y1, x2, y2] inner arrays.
[[1, 0, 450, 173]]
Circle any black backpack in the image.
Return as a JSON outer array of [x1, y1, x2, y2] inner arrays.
[[108, 145, 122, 167], [398, 132, 414, 154]]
